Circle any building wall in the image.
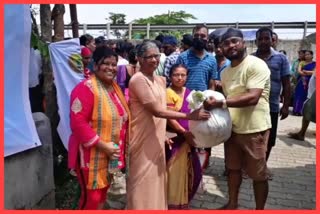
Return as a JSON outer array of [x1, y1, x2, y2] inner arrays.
[[5, 113, 55, 209], [246, 38, 316, 65]]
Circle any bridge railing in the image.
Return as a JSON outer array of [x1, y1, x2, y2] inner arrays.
[[63, 21, 315, 39]]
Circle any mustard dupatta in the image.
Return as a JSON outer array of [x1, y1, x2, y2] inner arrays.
[[87, 75, 131, 189]]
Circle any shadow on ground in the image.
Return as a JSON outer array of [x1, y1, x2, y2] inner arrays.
[[193, 156, 316, 210]]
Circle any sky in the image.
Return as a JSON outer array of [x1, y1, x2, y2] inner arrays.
[[33, 4, 316, 39]]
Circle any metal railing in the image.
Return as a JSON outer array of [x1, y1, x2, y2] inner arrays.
[[63, 21, 316, 39]]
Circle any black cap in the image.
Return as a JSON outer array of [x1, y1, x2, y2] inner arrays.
[[209, 27, 229, 46], [221, 28, 243, 42]]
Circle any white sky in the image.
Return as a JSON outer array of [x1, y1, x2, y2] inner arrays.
[[33, 4, 316, 39]]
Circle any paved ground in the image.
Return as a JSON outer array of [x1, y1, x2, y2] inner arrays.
[[106, 112, 316, 210]]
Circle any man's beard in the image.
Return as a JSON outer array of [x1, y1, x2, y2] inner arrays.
[[225, 48, 246, 61]]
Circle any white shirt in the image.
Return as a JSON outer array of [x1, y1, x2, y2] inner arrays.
[[117, 57, 129, 66]]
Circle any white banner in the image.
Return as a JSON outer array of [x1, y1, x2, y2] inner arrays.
[[49, 39, 84, 150], [4, 4, 41, 156]]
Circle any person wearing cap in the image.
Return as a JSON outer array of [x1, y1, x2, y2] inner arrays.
[[204, 28, 271, 210], [180, 34, 193, 52], [162, 35, 180, 86], [252, 27, 291, 165]]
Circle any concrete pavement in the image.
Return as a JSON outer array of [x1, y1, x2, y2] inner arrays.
[[191, 113, 316, 210], [106, 113, 316, 210]]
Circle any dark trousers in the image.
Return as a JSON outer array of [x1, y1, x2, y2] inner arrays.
[[266, 112, 279, 161]]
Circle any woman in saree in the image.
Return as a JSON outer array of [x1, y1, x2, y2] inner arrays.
[[166, 64, 202, 209], [68, 47, 130, 209], [293, 50, 316, 115], [126, 41, 210, 210]]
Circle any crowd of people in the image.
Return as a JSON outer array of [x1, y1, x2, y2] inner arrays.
[[35, 24, 315, 210]]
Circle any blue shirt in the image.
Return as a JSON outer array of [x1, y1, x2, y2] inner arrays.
[[216, 58, 231, 80], [176, 49, 217, 91], [252, 49, 290, 112], [163, 51, 180, 86]]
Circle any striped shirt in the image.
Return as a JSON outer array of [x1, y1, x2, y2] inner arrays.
[[176, 49, 217, 91], [163, 51, 180, 86], [252, 48, 290, 112]]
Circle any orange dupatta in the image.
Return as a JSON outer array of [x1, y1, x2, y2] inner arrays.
[[87, 75, 131, 189]]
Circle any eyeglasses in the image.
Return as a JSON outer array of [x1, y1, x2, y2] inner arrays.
[[222, 37, 242, 48], [143, 54, 161, 60], [172, 73, 187, 78]]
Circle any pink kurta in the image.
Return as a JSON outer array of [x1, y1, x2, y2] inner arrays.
[[126, 72, 168, 210]]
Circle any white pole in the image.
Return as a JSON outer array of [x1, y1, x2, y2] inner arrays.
[[129, 23, 132, 40], [83, 23, 87, 34], [147, 23, 150, 39], [107, 23, 111, 39]]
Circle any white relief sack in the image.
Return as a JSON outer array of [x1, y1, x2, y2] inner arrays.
[[187, 90, 232, 148]]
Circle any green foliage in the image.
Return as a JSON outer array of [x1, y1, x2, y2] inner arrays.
[[31, 31, 50, 61], [107, 12, 126, 24], [107, 12, 127, 39], [134, 10, 196, 25], [132, 10, 196, 40]]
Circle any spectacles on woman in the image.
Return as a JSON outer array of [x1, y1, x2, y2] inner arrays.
[[143, 54, 161, 60]]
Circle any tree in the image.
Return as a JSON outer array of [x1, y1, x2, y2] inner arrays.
[[40, 4, 52, 42], [69, 4, 79, 38], [134, 10, 196, 25], [39, 5, 68, 176], [51, 4, 65, 42], [132, 10, 197, 39], [106, 12, 126, 39]]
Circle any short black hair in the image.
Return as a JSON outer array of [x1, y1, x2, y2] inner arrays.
[[152, 40, 162, 49], [256, 27, 273, 39], [95, 36, 106, 45], [128, 48, 138, 64], [92, 46, 118, 65], [192, 24, 208, 34], [155, 34, 164, 43], [305, 50, 313, 55], [298, 50, 306, 54], [181, 34, 193, 46], [80, 34, 94, 46]]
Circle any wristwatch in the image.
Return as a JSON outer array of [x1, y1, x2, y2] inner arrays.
[[222, 100, 227, 109]]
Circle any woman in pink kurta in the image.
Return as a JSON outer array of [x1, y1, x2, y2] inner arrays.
[[68, 47, 130, 210], [126, 41, 210, 210]]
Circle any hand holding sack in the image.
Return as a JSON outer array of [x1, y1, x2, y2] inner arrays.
[[187, 90, 232, 148]]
